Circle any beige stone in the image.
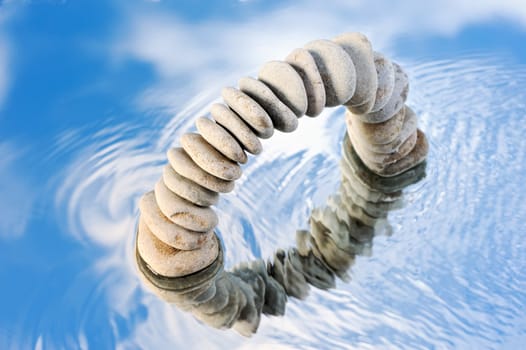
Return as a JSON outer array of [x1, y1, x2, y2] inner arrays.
[[257, 61, 307, 117], [196, 117, 247, 164], [154, 179, 218, 232], [304, 39, 356, 107], [359, 62, 408, 123], [163, 164, 218, 207], [350, 128, 417, 166], [137, 217, 219, 278], [375, 129, 429, 177], [239, 76, 298, 132], [181, 133, 242, 181], [139, 191, 212, 250], [285, 48, 326, 117], [210, 103, 262, 155], [346, 106, 405, 146], [167, 147, 235, 193], [371, 52, 395, 112], [221, 87, 274, 139], [333, 32, 377, 114]]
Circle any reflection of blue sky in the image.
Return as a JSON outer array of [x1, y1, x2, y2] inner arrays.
[[1, 1, 526, 349]]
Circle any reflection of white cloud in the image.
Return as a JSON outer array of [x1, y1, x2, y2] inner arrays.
[[0, 6, 12, 110], [113, 0, 526, 85], [0, 142, 35, 239]]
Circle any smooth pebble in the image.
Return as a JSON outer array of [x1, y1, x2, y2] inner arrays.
[[196, 117, 247, 164], [163, 164, 219, 207]]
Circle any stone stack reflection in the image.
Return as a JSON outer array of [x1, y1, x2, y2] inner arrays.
[[136, 134, 426, 336]]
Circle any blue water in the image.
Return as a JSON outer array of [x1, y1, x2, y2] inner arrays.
[[1, 1, 526, 349]]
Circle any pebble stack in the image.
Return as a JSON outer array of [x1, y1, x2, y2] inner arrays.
[[136, 132, 427, 336], [135, 31, 429, 335]]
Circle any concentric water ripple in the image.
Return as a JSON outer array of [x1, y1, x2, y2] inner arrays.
[[19, 55, 526, 349]]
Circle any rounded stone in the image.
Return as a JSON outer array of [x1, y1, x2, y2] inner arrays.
[[163, 164, 218, 207], [210, 103, 262, 155], [221, 87, 274, 139], [304, 39, 356, 107], [154, 179, 218, 232], [346, 106, 405, 146], [371, 52, 395, 113], [285, 48, 326, 117], [196, 117, 247, 164], [375, 129, 429, 177], [360, 62, 408, 123], [257, 61, 308, 117], [137, 217, 219, 278], [167, 147, 235, 193], [239, 76, 298, 132], [333, 32, 377, 114], [139, 191, 212, 250], [181, 133, 242, 181]]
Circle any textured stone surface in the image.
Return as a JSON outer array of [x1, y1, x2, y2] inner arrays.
[[257, 61, 308, 117], [154, 179, 218, 232], [222, 87, 274, 139], [137, 218, 219, 278], [304, 39, 356, 107], [210, 103, 262, 155], [239, 76, 298, 132], [371, 52, 395, 112], [333, 32, 377, 114], [163, 164, 218, 207], [196, 117, 248, 164], [346, 106, 405, 146], [181, 133, 242, 181], [139, 191, 212, 250], [359, 62, 408, 123], [167, 147, 235, 193], [285, 48, 326, 117], [350, 128, 417, 166]]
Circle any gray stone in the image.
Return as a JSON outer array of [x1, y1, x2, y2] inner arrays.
[[167, 147, 235, 193], [136, 218, 219, 278], [346, 106, 405, 146], [285, 48, 326, 117], [195, 117, 248, 164], [139, 191, 212, 250], [239, 76, 298, 132], [304, 39, 356, 107], [181, 132, 242, 181], [232, 275, 261, 336], [221, 87, 274, 139], [192, 273, 230, 315], [359, 62, 408, 123], [210, 103, 262, 155], [154, 179, 218, 232], [333, 32, 377, 114], [371, 52, 395, 112], [258, 61, 308, 117], [163, 164, 219, 207]]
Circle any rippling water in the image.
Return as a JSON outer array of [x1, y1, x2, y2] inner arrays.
[[4, 54, 526, 349]]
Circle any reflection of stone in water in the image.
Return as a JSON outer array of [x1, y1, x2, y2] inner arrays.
[[135, 137, 427, 336]]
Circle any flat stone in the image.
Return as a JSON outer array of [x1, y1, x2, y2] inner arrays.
[[139, 191, 212, 250], [341, 181, 397, 218], [221, 87, 274, 139], [333, 32, 377, 114], [191, 273, 230, 314], [257, 61, 308, 117], [137, 218, 219, 278], [350, 128, 417, 166], [285, 48, 326, 117], [181, 133, 242, 181], [239, 76, 298, 132], [375, 129, 429, 177], [358, 62, 408, 123], [154, 179, 218, 232], [371, 52, 395, 112], [210, 103, 262, 155], [167, 147, 235, 193], [304, 39, 356, 107], [163, 165, 218, 207], [196, 117, 247, 164], [346, 106, 405, 146]]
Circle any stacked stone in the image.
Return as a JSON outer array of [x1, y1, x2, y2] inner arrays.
[[136, 131, 427, 337], [135, 31, 429, 336]]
